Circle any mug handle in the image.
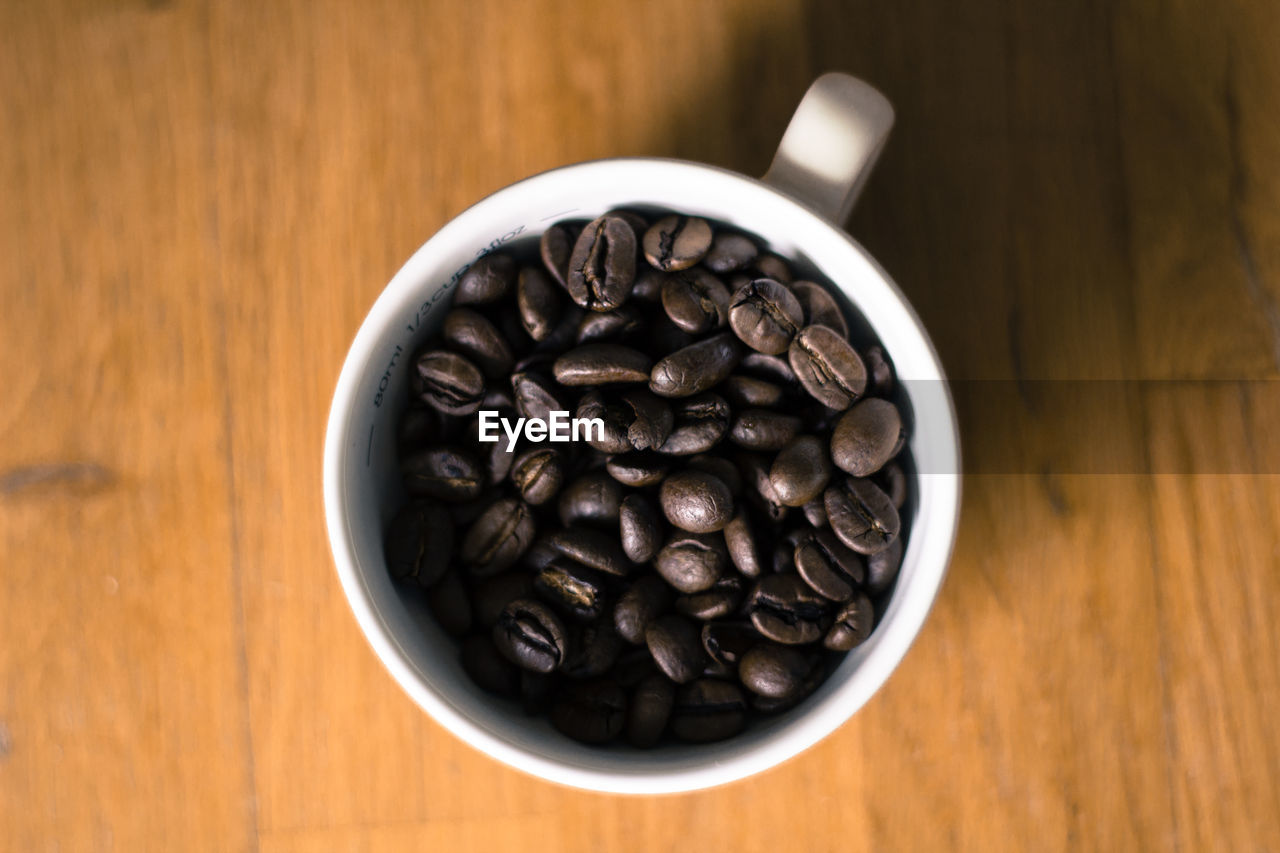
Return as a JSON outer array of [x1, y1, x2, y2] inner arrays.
[[761, 73, 895, 225]]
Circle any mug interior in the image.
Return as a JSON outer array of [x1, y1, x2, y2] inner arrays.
[[324, 159, 960, 793]]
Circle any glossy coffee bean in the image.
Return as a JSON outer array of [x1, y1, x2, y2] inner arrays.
[[790, 280, 849, 337], [471, 571, 535, 628], [619, 494, 663, 563], [659, 470, 735, 533], [728, 409, 801, 451], [831, 397, 904, 476], [534, 558, 613, 622], [824, 592, 875, 651], [607, 209, 650, 236], [649, 332, 743, 398], [863, 345, 894, 395], [614, 574, 673, 645], [631, 266, 665, 302], [747, 574, 830, 645], [728, 278, 804, 355], [737, 452, 788, 522], [670, 679, 747, 742], [703, 232, 759, 274], [550, 681, 627, 744], [384, 500, 452, 587], [655, 531, 728, 593], [795, 527, 865, 601], [517, 265, 563, 342], [401, 446, 485, 502], [865, 536, 903, 595], [702, 621, 758, 667], [660, 268, 730, 333], [567, 214, 637, 312], [739, 351, 797, 385], [493, 598, 568, 673], [643, 215, 713, 271], [454, 253, 516, 305], [577, 304, 644, 343], [751, 253, 792, 284], [561, 622, 624, 679], [558, 470, 623, 529], [722, 374, 784, 409], [539, 222, 578, 287], [675, 575, 744, 621], [824, 477, 900, 555], [552, 343, 652, 385], [657, 393, 731, 455], [645, 614, 707, 684], [415, 349, 486, 415], [803, 496, 829, 527], [575, 391, 634, 454], [442, 308, 514, 379], [739, 643, 815, 699], [510, 447, 565, 506], [722, 509, 765, 578], [627, 673, 676, 748], [426, 569, 471, 637], [789, 325, 867, 410], [459, 497, 536, 576], [770, 435, 834, 507], [686, 454, 743, 496], [510, 370, 570, 425], [461, 635, 521, 697], [877, 461, 908, 510], [543, 526, 631, 576], [605, 452, 670, 487], [621, 389, 674, 451]]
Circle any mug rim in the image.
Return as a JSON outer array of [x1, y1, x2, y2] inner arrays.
[[324, 156, 962, 794]]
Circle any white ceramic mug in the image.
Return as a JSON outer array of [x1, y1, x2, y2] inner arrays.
[[324, 73, 961, 794]]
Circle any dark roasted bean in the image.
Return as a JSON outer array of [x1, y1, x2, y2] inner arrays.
[[459, 497, 536, 576], [493, 598, 568, 673], [553, 343, 652, 385], [561, 622, 624, 678], [655, 531, 728, 593], [876, 461, 908, 510], [739, 351, 798, 385], [795, 527, 866, 601], [510, 370, 569, 424], [803, 496, 829, 527], [517, 265, 563, 342], [558, 470, 623, 529], [614, 574, 673, 645], [790, 280, 849, 337], [621, 389, 674, 451], [675, 575, 744, 621], [631, 266, 665, 302], [645, 614, 707, 683], [865, 536, 904, 596], [722, 509, 765, 579], [550, 681, 627, 743], [660, 267, 730, 333], [863, 345, 894, 395], [770, 435, 834, 507], [728, 278, 804, 355], [739, 643, 816, 699], [455, 253, 516, 305], [657, 393, 731, 455], [577, 304, 644, 343], [643, 215, 713, 271], [443, 308, 514, 379], [401, 445, 485, 502], [728, 408, 801, 451], [722, 374, 784, 409], [824, 592, 875, 651], [510, 447, 565, 505], [831, 397, 904, 476], [543, 526, 632, 576], [650, 332, 743, 398], [575, 390, 633, 454], [415, 349, 486, 415], [686, 454, 743, 496], [384, 500, 452, 588], [627, 673, 675, 748], [824, 476, 900, 555], [751, 254, 792, 284], [471, 571, 535, 628], [703, 232, 759, 274], [747, 574, 830, 645], [539, 223, 578, 287], [659, 470, 735, 533], [605, 452, 670, 487], [619, 493, 663, 563], [534, 558, 613, 622], [789, 325, 868, 410], [702, 621, 758, 667], [670, 679, 747, 742], [567, 214, 637, 312]]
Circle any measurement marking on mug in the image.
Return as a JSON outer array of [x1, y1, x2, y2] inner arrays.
[[540, 208, 580, 221], [366, 424, 375, 467]]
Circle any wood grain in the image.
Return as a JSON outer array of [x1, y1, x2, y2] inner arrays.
[[2, 0, 1279, 850]]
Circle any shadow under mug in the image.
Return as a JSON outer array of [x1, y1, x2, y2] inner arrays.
[[324, 74, 961, 794]]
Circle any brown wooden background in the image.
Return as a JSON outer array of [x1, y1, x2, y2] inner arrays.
[[3, 0, 1280, 850]]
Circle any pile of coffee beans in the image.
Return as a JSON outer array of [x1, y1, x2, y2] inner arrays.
[[386, 210, 909, 746]]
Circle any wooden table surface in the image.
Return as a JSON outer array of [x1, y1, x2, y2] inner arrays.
[[4, 1, 1279, 850]]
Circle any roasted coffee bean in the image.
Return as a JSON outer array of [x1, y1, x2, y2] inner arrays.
[[415, 349, 486, 415], [877, 461, 908, 510], [863, 345, 894, 395], [461, 635, 521, 697], [660, 268, 730, 333], [543, 526, 631, 576], [824, 592, 875, 651], [567, 214, 637, 312], [575, 390, 633, 454], [442, 308, 514, 379], [670, 679, 747, 742], [619, 493, 663, 563], [455, 253, 516, 305], [605, 452, 670, 487], [650, 332, 743, 398], [534, 558, 613, 622], [702, 621, 758, 667], [703, 232, 759, 274], [739, 643, 815, 699], [471, 571, 535, 628], [614, 574, 673, 645], [660, 470, 734, 534], [770, 435, 834, 507], [791, 280, 849, 337], [657, 394, 732, 456], [550, 681, 627, 744], [539, 223, 578, 287], [402, 445, 485, 502], [459, 497, 536, 576], [686, 454, 743, 496], [824, 477, 900, 555], [537, 303, 587, 355], [577, 304, 644, 343], [722, 374, 784, 409], [607, 209, 650, 236], [477, 412, 520, 484], [803, 496, 829, 527], [675, 575, 744, 621], [865, 536, 903, 595], [739, 351, 798, 385], [643, 215, 713, 271], [627, 673, 676, 748], [831, 398, 904, 476], [510, 447, 565, 506], [553, 343, 652, 385], [517, 265, 563, 342], [561, 622, 624, 678], [558, 470, 623, 528], [747, 574, 830, 645], [620, 389, 674, 451], [384, 500, 452, 588], [737, 453, 788, 522], [751, 254, 792, 284], [728, 279, 804, 355], [493, 598, 568, 673], [426, 569, 471, 637], [645, 614, 707, 683], [521, 670, 559, 716], [729, 409, 801, 451], [631, 266, 665, 302], [795, 527, 866, 601], [611, 646, 658, 687], [789, 325, 868, 410], [655, 531, 728, 593], [511, 370, 569, 424], [520, 537, 560, 572], [722, 509, 765, 578]]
